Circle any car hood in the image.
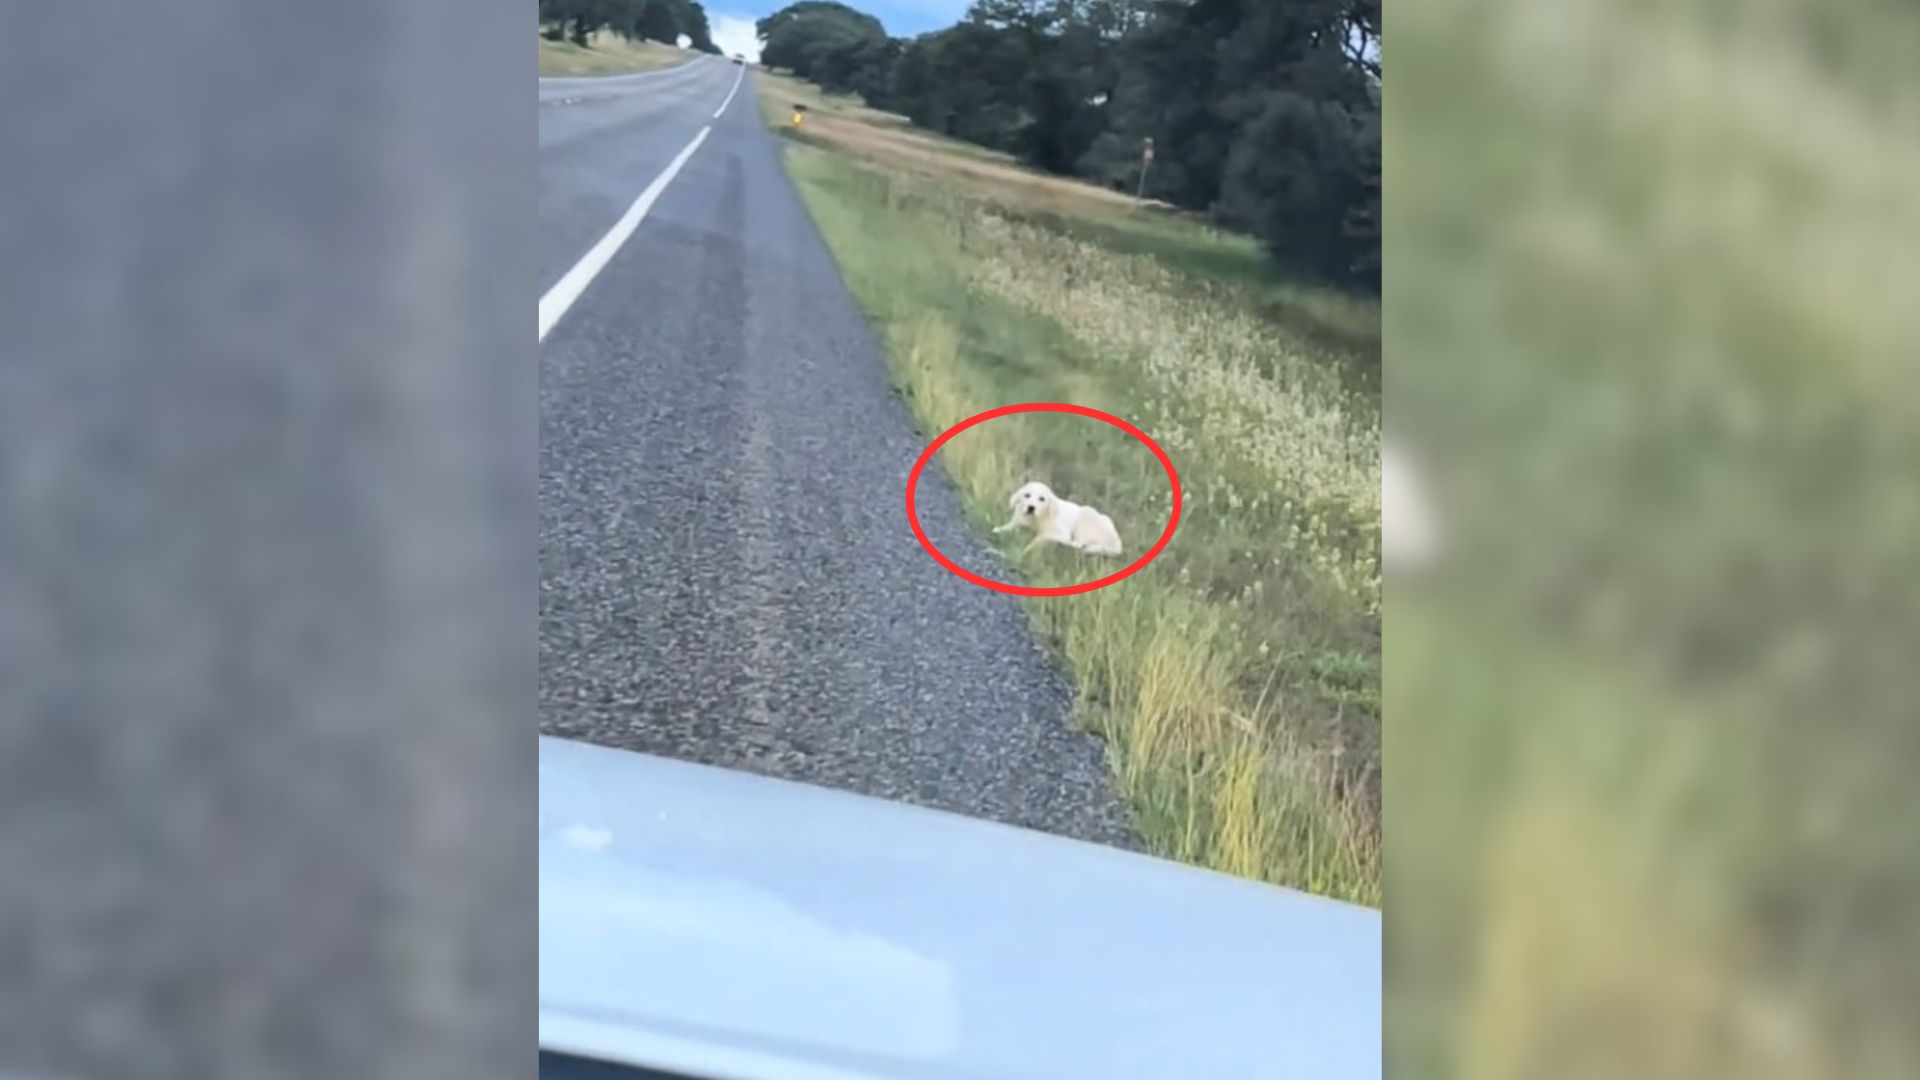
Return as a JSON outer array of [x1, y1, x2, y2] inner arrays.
[[539, 736, 1380, 1080]]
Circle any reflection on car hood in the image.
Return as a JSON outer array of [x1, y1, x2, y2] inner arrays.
[[539, 735, 1379, 1080]]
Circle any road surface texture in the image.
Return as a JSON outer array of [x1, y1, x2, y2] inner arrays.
[[538, 59, 1134, 847]]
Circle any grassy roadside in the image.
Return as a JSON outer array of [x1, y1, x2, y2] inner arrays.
[[1388, 2, 1920, 1076], [757, 73, 1382, 904], [538, 31, 689, 76]]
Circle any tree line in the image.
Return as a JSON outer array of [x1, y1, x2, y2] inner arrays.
[[760, 0, 1381, 292], [539, 0, 720, 55]]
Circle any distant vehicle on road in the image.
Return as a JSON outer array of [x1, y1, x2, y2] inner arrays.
[[731, 54, 745, 65], [538, 735, 1381, 1079]]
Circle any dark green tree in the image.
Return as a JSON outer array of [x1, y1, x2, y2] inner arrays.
[[759, 2, 901, 104], [681, 1, 721, 53], [633, 0, 681, 44], [1080, 0, 1380, 288], [539, 0, 570, 41], [748, 0, 1382, 290], [758, 2, 886, 47]]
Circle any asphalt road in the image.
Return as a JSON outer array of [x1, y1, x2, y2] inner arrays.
[[537, 59, 1134, 847]]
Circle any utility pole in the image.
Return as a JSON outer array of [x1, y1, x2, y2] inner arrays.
[[1136, 136, 1154, 201]]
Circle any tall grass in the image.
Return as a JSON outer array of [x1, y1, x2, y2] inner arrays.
[[1392, 0, 1920, 1075], [777, 136, 1382, 905]]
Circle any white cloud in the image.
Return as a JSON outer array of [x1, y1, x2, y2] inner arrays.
[[709, 13, 763, 63], [560, 824, 613, 852]]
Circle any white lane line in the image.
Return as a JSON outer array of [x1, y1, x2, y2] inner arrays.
[[712, 64, 745, 118], [538, 125, 712, 343]]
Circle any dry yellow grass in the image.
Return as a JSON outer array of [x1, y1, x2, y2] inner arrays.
[[537, 31, 689, 77], [759, 70, 1159, 216]]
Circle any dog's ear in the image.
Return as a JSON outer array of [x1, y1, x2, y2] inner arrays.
[[1008, 486, 1024, 509]]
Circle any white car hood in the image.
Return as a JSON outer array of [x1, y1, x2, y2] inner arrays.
[[539, 735, 1379, 1079]]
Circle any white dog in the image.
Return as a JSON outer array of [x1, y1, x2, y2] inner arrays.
[[992, 481, 1123, 557]]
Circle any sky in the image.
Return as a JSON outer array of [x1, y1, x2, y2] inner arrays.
[[708, 1, 972, 61], [709, 4, 1379, 68]]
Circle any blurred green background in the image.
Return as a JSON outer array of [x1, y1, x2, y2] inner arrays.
[[1387, 0, 1919, 1076]]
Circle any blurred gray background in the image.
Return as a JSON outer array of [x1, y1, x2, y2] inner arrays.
[[0, 3, 533, 1078]]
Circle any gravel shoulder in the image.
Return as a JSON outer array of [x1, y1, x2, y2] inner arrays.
[[537, 71, 1135, 847]]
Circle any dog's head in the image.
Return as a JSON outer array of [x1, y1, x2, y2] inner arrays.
[[1010, 481, 1056, 522]]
